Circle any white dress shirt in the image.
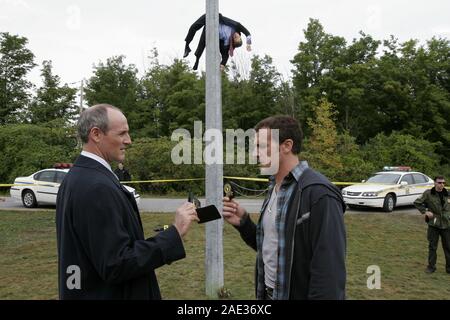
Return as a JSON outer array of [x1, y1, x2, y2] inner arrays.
[[80, 150, 118, 180]]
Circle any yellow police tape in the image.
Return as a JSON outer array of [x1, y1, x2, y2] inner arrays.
[[109, 176, 270, 184], [0, 178, 435, 188]]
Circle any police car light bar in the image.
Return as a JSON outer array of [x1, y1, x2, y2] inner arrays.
[[383, 166, 411, 172], [54, 163, 73, 169]]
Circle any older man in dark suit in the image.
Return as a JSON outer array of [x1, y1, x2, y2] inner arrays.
[[56, 104, 198, 299]]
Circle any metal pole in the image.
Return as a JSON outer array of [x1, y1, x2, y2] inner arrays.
[[205, 0, 224, 298], [79, 79, 84, 114]]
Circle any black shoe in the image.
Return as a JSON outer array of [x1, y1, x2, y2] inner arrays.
[[193, 58, 199, 70], [183, 45, 191, 58], [425, 266, 436, 274]]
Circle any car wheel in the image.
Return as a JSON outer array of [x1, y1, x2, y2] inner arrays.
[[383, 194, 395, 212], [22, 190, 37, 208]]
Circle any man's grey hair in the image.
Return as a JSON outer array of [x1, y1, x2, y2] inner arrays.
[[77, 104, 121, 143]]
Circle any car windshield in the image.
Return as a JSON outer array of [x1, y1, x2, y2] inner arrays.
[[366, 174, 400, 184]]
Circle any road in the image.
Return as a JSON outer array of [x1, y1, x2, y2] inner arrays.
[[0, 196, 419, 215]]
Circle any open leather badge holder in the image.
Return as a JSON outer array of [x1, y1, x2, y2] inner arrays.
[[188, 192, 222, 224]]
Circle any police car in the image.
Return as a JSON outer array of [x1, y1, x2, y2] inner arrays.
[[10, 163, 140, 208], [342, 166, 433, 212]]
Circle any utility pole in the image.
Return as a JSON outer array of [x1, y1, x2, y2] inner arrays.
[[79, 79, 84, 114], [205, 0, 224, 298]]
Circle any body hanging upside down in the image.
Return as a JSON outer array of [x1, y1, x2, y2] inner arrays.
[[183, 13, 252, 71]]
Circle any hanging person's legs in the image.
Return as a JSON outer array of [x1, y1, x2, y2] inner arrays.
[[184, 14, 206, 58], [193, 28, 206, 70]]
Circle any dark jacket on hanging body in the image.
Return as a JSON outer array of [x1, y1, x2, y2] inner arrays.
[[185, 13, 252, 69]]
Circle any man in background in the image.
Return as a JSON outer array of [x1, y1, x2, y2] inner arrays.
[[414, 175, 450, 274], [114, 162, 131, 182]]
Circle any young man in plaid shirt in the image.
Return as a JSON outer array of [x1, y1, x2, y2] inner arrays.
[[223, 115, 346, 300]]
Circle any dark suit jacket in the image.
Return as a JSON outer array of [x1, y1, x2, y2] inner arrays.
[[56, 155, 185, 299]]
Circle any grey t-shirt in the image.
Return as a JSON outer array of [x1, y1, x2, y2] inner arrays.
[[262, 187, 278, 289]]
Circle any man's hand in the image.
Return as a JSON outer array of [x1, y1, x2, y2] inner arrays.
[[425, 211, 434, 219], [174, 202, 199, 238], [222, 196, 246, 227], [220, 64, 225, 72]]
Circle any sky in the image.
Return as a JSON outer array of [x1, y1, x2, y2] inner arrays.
[[1, 0, 450, 87]]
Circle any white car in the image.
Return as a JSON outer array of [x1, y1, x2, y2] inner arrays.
[[342, 169, 434, 212], [10, 168, 140, 208]]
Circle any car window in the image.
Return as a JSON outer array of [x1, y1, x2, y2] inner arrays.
[[400, 174, 414, 185], [412, 174, 427, 184], [366, 174, 400, 184], [36, 171, 56, 183], [33, 172, 41, 180], [56, 171, 67, 184]]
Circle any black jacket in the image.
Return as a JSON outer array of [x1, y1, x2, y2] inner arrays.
[[56, 155, 185, 300], [114, 168, 131, 182], [237, 168, 347, 299]]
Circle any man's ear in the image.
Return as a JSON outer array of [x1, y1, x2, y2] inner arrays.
[[281, 139, 293, 154], [89, 127, 103, 143]]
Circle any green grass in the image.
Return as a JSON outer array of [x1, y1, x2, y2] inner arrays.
[[0, 210, 449, 300]]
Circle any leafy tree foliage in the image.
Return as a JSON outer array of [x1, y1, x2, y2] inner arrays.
[[302, 99, 343, 178], [28, 60, 77, 124], [1, 25, 449, 187], [85, 55, 143, 133], [0, 33, 36, 124], [0, 123, 78, 183], [361, 132, 442, 178]]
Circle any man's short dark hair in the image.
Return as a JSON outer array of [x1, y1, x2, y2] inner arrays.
[[434, 175, 445, 181], [254, 115, 303, 154]]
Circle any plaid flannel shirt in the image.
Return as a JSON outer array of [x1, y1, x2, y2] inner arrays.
[[255, 160, 309, 300]]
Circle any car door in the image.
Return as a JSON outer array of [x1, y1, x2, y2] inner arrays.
[[398, 174, 415, 205], [34, 170, 58, 204], [412, 173, 430, 202]]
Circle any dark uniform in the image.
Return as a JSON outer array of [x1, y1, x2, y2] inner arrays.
[[414, 187, 450, 273]]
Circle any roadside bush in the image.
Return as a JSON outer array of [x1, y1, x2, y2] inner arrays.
[[361, 132, 442, 177], [124, 137, 263, 195], [0, 123, 77, 184]]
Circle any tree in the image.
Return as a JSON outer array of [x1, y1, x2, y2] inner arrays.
[[223, 55, 283, 130], [28, 60, 77, 124], [85, 55, 142, 132], [335, 130, 375, 182], [0, 32, 36, 124], [0, 123, 78, 183], [361, 132, 442, 177], [320, 32, 381, 137], [291, 19, 346, 135], [140, 58, 203, 137], [302, 98, 342, 179]]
